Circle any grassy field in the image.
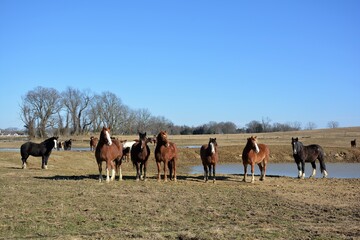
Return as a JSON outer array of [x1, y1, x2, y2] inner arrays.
[[0, 127, 360, 239]]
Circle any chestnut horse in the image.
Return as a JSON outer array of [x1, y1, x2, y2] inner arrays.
[[154, 131, 178, 181], [292, 137, 328, 178], [131, 132, 151, 181], [242, 136, 270, 183], [90, 136, 98, 151], [95, 127, 123, 182], [200, 138, 219, 183]]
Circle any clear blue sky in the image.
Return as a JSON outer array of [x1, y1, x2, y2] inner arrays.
[[0, 0, 359, 130]]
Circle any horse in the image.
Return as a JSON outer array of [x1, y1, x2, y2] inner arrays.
[[131, 132, 151, 181], [242, 136, 270, 183], [154, 130, 178, 181], [200, 138, 219, 183], [63, 139, 72, 150], [351, 139, 356, 148], [90, 136, 98, 151], [57, 141, 64, 151], [20, 137, 58, 169], [291, 137, 328, 179], [95, 127, 123, 182], [147, 136, 157, 145], [122, 140, 136, 162]]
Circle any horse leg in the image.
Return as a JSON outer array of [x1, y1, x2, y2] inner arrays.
[[110, 161, 116, 181], [116, 159, 122, 181], [296, 161, 302, 179], [212, 164, 216, 183], [310, 161, 316, 178], [163, 161, 168, 182], [258, 162, 264, 181], [21, 155, 28, 169], [319, 158, 328, 178], [251, 163, 255, 183], [173, 159, 177, 182], [143, 161, 148, 181], [243, 163, 247, 182], [41, 156, 46, 169], [98, 162, 104, 182], [135, 162, 140, 181], [300, 161, 305, 179], [203, 164, 208, 182], [44, 155, 49, 169]]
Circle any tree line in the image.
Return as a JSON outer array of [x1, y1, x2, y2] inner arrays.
[[20, 86, 338, 138]]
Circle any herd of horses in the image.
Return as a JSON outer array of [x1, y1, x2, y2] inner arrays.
[[19, 128, 358, 183]]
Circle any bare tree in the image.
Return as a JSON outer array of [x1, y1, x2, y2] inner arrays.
[[21, 87, 62, 138], [20, 103, 36, 138], [97, 92, 126, 133], [327, 121, 339, 129], [62, 87, 92, 135], [305, 122, 317, 130]]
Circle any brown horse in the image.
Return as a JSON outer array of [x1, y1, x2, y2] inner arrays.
[[200, 138, 219, 183], [131, 132, 151, 181], [90, 136, 98, 151], [95, 127, 123, 182], [242, 136, 270, 183], [154, 131, 178, 181]]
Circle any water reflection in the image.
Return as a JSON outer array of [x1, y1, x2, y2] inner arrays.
[[190, 163, 360, 179]]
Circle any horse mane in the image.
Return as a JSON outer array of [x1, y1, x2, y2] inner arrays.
[[156, 131, 169, 146]]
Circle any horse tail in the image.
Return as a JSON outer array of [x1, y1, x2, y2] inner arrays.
[[318, 146, 327, 172]]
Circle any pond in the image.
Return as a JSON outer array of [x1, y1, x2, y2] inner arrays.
[[190, 163, 360, 179]]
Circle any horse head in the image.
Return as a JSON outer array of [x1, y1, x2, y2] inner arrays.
[[247, 136, 260, 153], [157, 131, 169, 147], [138, 132, 147, 150], [208, 138, 217, 154], [291, 137, 301, 154], [101, 126, 113, 146]]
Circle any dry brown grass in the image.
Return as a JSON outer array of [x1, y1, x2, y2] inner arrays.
[[1, 127, 360, 239]]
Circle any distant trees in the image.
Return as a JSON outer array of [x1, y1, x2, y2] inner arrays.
[[19, 86, 338, 138], [327, 121, 339, 129]]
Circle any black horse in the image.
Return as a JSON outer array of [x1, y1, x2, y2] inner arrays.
[[63, 139, 72, 150], [20, 137, 58, 169], [291, 137, 328, 178], [131, 132, 150, 181]]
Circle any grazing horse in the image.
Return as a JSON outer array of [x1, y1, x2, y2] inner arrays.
[[147, 136, 157, 145], [200, 138, 219, 183], [90, 136, 98, 151], [131, 132, 151, 181], [57, 141, 64, 151], [95, 127, 123, 182], [351, 139, 356, 148], [63, 139, 72, 150], [292, 137, 328, 178], [122, 140, 136, 162], [154, 131, 178, 181], [242, 136, 270, 183], [20, 137, 58, 169]]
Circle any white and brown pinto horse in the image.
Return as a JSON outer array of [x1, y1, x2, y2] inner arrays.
[[154, 131, 178, 182], [200, 138, 219, 183], [242, 136, 270, 183], [95, 127, 123, 182]]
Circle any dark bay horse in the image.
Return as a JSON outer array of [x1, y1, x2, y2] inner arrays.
[[292, 137, 328, 178], [20, 137, 58, 169], [351, 139, 356, 148], [63, 139, 72, 150], [200, 138, 219, 183], [90, 136, 98, 151], [154, 131, 178, 181], [242, 136, 270, 183], [95, 127, 123, 182], [131, 132, 151, 181]]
